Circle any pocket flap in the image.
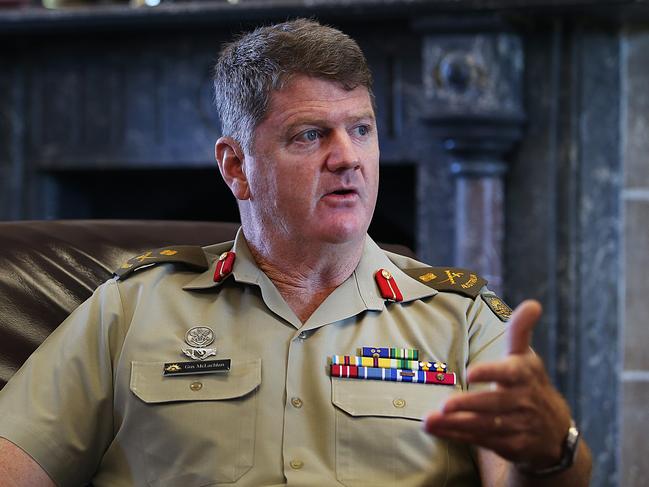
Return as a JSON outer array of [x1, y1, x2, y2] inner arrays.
[[130, 358, 261, 403], [332, 377, 460, 421]]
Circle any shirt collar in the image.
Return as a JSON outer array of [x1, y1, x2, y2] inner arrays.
[[354, 236, 438, 307], [182, 228, 260, 291], [183, 228, 303, 327], [183, 230, 437, 330], [299, 236, 437, 331]]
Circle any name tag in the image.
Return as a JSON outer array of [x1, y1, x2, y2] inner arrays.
[[163, 359, 231, 376]]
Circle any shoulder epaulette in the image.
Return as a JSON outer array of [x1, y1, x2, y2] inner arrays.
[[400, 266, 487, 299], [114, 245, 209, 280]]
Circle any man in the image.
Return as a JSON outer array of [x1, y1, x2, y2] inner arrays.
[[0, 19, 591, 486]]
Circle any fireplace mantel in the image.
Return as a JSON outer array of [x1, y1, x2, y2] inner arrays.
[[0, 0, 647, 34]]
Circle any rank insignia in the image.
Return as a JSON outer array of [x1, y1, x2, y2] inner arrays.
[[401, 266, 487, 299], [114, 245, 209, 280], [481, 293, 513, 322], [213, 251, 236, 283], [181, 326, 217, 360], [419, 272, 437, 283], [374, 269, 403, 302], [163, 359, 231, 376]]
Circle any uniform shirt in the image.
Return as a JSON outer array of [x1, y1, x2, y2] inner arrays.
[[0, 230, 507, 487]]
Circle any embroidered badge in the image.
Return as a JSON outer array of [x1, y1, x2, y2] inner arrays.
[[482, 294, 513, 322], [401, 266, 487, 299], [419, 272, 437, 283], [114, 246, 209, 280]]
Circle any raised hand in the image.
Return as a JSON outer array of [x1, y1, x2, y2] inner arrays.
[[423, 300, 572, 469]]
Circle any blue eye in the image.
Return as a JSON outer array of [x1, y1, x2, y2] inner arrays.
[[302, 129, 319, 142], [356, 125, 369, 136]]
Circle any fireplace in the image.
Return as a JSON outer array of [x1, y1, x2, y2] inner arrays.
[[45, 165, 417, 250]]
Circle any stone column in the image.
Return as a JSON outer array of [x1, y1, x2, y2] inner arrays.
[[419, 24, 524, 293]]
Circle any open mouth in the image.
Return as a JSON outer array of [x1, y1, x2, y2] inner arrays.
[[331, 189, 356, 196]]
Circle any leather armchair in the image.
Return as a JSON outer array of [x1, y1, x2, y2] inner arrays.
[[0, 220, 240, 390], [0, 219, 414, 390]]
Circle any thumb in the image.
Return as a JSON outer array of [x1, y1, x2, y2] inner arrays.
[[507, 299, 542, 355]]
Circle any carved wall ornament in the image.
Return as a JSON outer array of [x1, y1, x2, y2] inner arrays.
[[422, 33, 523, 117]]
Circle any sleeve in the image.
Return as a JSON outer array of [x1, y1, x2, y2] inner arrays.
[[465, 291, 509, 392], [0, 279, 126, 486]]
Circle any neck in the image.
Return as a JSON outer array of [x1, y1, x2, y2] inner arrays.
[[243, 230, 365, 323]]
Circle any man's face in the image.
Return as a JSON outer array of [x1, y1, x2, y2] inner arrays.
[[242, 75, 379, 246]]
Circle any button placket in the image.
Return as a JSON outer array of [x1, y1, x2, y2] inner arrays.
[[284, 329, 310, 481]]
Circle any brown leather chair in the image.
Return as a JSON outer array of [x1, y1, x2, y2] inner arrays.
[[0, 220, 415, 390], [0, 220, 240, 390]]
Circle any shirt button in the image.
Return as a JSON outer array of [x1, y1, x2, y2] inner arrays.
[[298, 332, 308, 340], [393, 398, 406, 408], [290, 459, 304, 470], [190, 381, 203, 391], [291, 397, 303, 408]]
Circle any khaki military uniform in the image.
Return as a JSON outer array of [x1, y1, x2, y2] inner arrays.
[[0, 230, 508, 487]]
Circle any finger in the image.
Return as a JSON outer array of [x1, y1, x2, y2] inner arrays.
[[424, 410, 524, 438], [425, 413, 530, 461], [507, 299, 543, 355], [467, 355, 530, 386], [442, 389, 518, 414]]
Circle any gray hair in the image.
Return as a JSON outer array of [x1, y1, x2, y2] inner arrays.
[[213, 18, 374, 153]]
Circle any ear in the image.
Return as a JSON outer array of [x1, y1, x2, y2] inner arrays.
[[215, 136, 250, 200]]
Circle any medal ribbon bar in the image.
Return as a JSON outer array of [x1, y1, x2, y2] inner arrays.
[[361, 347, 419, 360], [333, 355, 424, 370], [331, 364, 456, 385]]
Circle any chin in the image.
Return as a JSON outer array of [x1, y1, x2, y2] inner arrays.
[[316, 220, 369, 245]]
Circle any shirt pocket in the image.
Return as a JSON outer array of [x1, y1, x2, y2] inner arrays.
[[332, 377, 459, 487], [129, 358, 261, 486]]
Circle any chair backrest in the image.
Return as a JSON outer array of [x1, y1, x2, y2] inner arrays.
[[0, 219, 415, 389], [0, 220, 240, 389]]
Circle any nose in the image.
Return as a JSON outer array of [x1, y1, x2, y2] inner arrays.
[[325, 129, 360, 172]]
